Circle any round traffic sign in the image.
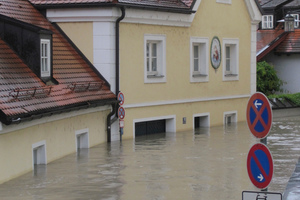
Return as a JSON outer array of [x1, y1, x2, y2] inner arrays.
[[118, 107, 125, 120], [117, 92, 125, 106], [247, 143, 273, 189], [246, 92, 272, 139]]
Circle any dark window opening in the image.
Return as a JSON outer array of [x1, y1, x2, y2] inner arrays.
[[135, 120, 166, 137]]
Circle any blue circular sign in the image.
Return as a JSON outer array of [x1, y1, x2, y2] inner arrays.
[[247, 143, 273, 189], [118, 92, 125, 106], [246, 92, 272, 139], [118, 107, 125, 120]]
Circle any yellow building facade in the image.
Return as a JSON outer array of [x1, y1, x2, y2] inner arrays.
[[0, 107, 111, 184], [46, 0, 261, 140]]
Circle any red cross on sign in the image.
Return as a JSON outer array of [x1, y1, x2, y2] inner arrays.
[[246, 92, 272, 139], [118, 107, 125, 120]]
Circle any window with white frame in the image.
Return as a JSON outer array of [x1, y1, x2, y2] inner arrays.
[[224, 111, 237, 125], [216, 0, 231, 4], [32, 140, 47, 169], [262, 15, 273, 29], [190, 37, 209, 82], [223, 39, 239, 81], [40, 39, 51, 78], [291, 14, 299, 28], [144, 35, 166, 83]]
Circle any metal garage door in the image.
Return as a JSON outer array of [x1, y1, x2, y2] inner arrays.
[[135, 120, 166, 136]]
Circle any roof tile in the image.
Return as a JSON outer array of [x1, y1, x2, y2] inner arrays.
[[29, 0, 195, 10], [0, 0, 116, 123]]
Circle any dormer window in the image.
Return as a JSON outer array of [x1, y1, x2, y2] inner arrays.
[[262, 15, 273, 29], [291, 14, 299, 28], [41, 39, 51, 78]]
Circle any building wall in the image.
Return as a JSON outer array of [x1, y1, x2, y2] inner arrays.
[[119, 0, 252, 138], [265, 53, 300, 94], [47, 0, 259, 139], [0, 107, 110, 184], [58, 22, 94, 63]]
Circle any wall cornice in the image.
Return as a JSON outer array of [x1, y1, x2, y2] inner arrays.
[[46, 0, 202, 27]]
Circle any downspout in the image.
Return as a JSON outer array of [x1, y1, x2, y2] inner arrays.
[[107, 102, 118, 142], [106, 6, 126, 143], [116, 6, 125, 97]]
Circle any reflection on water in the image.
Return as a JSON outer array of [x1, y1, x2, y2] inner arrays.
[[1, 117, 300, 199]]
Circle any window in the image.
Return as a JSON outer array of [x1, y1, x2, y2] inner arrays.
[[291, 14, 299, 28], [224, 111, 237, 125], [193, 113, 210, 129], [144, 35, 166, 83], [147, 42, 158, 75], [262, 15, 273, 29], [32, 140, 47, 169], [216, 0, 231, 4], [223, 39, 239, 81], [40, 39, 51, 77], [190, 37, 209, 82], [75, 129, 89, 151]]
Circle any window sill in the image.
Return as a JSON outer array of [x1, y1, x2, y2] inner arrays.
[[225, 74, 238, 77], [147, 74, 165, 78], [192, 74, 208, 77]]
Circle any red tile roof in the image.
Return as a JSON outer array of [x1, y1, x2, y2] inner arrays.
[[275, 29, 300, 53], [257, 23, 300, 60], [257, 24, 285, 52], [29, 0, 195, 11], [0, 0, 116, 125]]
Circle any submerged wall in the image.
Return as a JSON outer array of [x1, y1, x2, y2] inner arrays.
[[0, 106, 110, 184]]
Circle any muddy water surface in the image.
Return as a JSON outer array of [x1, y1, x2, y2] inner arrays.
[[1, 116, 300, 199]]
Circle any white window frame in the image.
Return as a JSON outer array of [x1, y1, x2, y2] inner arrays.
[[222, 38, 239, 81], [75, 128, 89, 151], [193, 113, 210, 129], [32, 140, 47, 169], [190, 37, 209, 82], [262, 15, 273, 29], [223, 111, 237, 125], [216, 0, 231, 4], [291, 14, 299, 28], [40, 39, 51, 78], [144, 34, 166, 83]]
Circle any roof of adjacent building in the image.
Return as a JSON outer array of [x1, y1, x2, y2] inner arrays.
[[257, 23, 285, 53], [29, 0, 196, 12], [260, 0, 289, 7], [283, 0, 300, 7], [257, 0, 300, 60], [257, 26, 300, 61], [0, 0, 117, 125]]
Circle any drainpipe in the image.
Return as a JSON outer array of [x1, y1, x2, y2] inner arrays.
[[116, 6, 125, 96], [106, 6, 126, 143], [107, 102, 118, 142]]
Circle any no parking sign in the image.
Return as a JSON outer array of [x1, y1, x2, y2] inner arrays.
[[247, 143, 273, 189], [246, 92, 272, 139]]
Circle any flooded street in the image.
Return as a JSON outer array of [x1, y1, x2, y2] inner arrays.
[[1, 116, 300, 199]]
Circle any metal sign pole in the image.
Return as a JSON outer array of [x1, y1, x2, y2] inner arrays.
[[260, 111, 268, 192]]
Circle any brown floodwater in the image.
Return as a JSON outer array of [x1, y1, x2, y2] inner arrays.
[[0, 116, 300, 200]]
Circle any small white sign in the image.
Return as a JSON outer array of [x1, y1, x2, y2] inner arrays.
[[242, 191, 282, 200]]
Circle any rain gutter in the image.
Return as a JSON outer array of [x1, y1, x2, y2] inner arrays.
[[116, 3, 195, 14], [4, 99, 118, 126]]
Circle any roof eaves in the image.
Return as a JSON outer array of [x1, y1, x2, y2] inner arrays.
[[30, 2, 117, 9], [117, 3, 195, 14], [3, 98, 119, 125], [31, 1, 195, 14]]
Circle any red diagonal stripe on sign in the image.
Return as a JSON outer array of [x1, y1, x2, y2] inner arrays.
[[250, 103, 268, 130], [252, 152, 269, 182]]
